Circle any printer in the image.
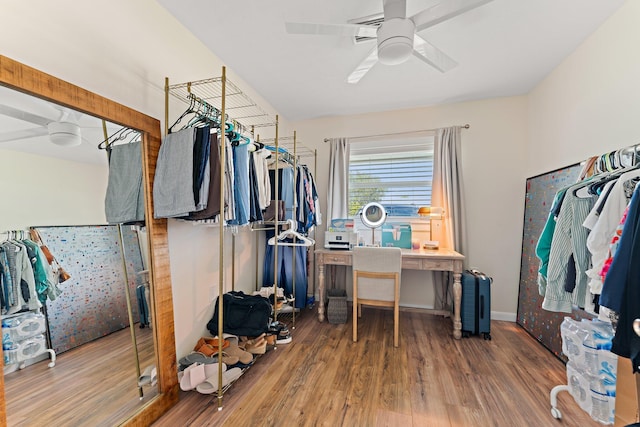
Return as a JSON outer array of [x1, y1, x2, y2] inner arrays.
[[325, 218, 358, 250]]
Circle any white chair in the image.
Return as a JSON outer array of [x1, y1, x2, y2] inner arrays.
[[352, 246, 402, 347]]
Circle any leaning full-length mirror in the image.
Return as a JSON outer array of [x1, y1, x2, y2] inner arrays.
[[0, 55, 178, 426]]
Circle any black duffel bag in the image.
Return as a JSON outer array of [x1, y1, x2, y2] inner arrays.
[[207, 291, 271, 337]]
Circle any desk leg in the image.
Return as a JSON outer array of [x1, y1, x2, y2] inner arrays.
[[318, 264, 325, 322], [453, 272, 462, 339]]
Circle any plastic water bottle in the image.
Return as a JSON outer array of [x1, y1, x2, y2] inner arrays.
[[590, 376, 614, 425], [2, 341, 18, 365]]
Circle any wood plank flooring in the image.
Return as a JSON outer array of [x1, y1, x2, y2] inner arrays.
[[4, 325, 157, 426], [153, 307, 600, 427]]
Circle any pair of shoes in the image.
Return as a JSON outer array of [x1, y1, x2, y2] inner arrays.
[[138, 365, 157, 387], [240, 333, 267, 355], [178, 351, 218, 368], [179, 362, 227, 391], [253, 286, 284, 299], [276, 332, 292, 345], [222, 334, 254, 364], [278, 303, 299, 313], [195, 367, 243, 394], [194, 336, 229, 355]]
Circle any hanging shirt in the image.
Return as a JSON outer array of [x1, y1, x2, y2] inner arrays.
[[253, 148, 272, 211], [607, 184, 640, 372], [584, 169, 640, 294], [535, 187, 569, 296], [542, 183, 594, 313]]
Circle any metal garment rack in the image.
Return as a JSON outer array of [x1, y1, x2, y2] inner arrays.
[[257, 134, 317, 330], [165, 67, 277, 408]]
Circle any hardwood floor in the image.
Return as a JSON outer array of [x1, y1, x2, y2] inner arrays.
[[153, 308, 600, 427], [4, 325, 157, 426]]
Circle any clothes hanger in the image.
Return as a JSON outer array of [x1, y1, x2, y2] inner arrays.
[[267, 219, 315, 247], [167, 94, 197, 133]]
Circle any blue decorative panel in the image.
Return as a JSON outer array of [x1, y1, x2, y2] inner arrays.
[[36, 225, 144, 354]]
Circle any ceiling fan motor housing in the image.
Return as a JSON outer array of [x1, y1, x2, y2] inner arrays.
[[48, 121, 82, 147], [377, 18, 415, 65]]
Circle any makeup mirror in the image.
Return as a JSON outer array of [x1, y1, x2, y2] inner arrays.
[[0, 55, 178, 426]]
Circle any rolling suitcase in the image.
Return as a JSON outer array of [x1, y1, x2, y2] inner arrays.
[[461, 269, 492, 340]]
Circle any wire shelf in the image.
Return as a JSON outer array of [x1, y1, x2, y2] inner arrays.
[[168, 77, 276, 129]]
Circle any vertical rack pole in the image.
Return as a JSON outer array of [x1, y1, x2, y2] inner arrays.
[[231, 232, 236, 291], [291, 130, 297, 329], [164, 78, 169, 136], [273, 115, 280, 328], [217, 66, 227, 408], [312, 148, 318, 305], [254, 129, 260, 292]]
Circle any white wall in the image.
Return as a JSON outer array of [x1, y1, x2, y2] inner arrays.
[[0, 149, 108, 229], [527, 0, 640, 176], [0, 0, 285, 358], [292, 95, 528, 320]]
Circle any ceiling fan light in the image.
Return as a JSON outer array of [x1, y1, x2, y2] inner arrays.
[[377, 18, 415, 66], [378, 38, 413, 65], [48, 121, 81, 147]]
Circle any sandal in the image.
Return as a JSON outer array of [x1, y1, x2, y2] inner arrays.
[[240, 334, 267, 355], [194, 337, 229, 353], [224, 342, 254, 364]]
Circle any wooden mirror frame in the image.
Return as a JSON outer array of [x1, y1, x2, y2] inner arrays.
[[0, 55, 178, 425]]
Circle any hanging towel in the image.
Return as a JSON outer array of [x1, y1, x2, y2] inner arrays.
[[153, 128, 197, 218]]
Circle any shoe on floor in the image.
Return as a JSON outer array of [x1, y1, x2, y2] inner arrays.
[[195, 367, 243, 394], [276, 332, 292, 345]]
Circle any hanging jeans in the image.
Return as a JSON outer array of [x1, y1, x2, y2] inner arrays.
[[229, 143, 250, 225], [263, 235, 308, 309]]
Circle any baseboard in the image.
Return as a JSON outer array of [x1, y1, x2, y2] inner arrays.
[[491, 311, 517, 322], [318, 294, 517, 322]]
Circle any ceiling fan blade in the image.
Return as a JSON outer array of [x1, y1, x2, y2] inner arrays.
[[410, 0, 494, 33], [0, 104, 52, 127], [383, 0, 407, 20], [347, 46, 379, 84], [0, 127, 49, 143], [412, 35, 458, 73], [285, 22, 377, 38]]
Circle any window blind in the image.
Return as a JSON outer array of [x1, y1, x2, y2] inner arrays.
[[348, 137, 434, 216]]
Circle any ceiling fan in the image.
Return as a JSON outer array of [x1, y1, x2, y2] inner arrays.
[[0, 103, 85, 147], [285, 0, 494, 84]]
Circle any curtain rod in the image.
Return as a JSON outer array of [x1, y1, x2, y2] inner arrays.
[[323, 124, 470, 143]]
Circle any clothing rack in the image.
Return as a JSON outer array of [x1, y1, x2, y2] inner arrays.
[[252, 133, 318, 324], [536, 141, 640, 423], [165, 67, 277, 407], [0, 229, 30, 240]]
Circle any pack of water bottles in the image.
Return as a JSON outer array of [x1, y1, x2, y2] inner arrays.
[[560, 317, 617, 425]]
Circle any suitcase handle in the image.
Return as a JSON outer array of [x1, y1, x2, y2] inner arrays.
[[468, 268, 492, 283], [480, 295, 485, 319]]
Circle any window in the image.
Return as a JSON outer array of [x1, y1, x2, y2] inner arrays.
[[348, 135, 435, 218]]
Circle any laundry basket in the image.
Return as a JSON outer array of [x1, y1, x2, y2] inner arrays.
[[327, 289, 347, 324]]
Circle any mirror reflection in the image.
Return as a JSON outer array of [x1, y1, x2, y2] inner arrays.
[[0, 85, 158, 426]]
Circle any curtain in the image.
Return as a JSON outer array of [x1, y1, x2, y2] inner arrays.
[[326, 138, 350, 292], [431, 126, 468, 309], [327, 138, 350, 221]]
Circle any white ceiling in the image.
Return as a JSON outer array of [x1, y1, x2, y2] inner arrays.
[[157, 0, 625, 122], [0, 86, 125, 165]]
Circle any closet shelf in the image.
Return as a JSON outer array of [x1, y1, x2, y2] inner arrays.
[[167, 77, 276, 129]]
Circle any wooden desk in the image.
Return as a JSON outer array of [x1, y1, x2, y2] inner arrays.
[[315, 248, 465, 339]]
